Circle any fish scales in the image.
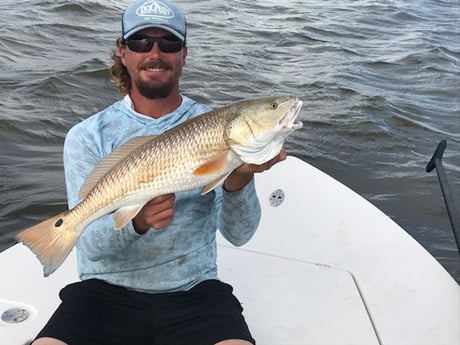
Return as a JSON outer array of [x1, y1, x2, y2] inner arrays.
[[16, 96, 303, 276]]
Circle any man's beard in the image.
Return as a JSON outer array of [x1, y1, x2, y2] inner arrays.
[[135, 59, 181, 99], [136, 78, 176, 99]]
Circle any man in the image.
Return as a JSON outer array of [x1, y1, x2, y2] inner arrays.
[[33, 0, 285, 344]]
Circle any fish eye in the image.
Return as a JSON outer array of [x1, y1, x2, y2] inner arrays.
[[269, 102, 278, 110]]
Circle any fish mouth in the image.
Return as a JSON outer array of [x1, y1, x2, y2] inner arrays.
[[280, 99, 303, 129]]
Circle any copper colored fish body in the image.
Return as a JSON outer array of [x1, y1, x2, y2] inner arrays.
[[16, 96, 303, 276]]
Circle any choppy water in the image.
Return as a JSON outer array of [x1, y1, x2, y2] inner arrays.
[[1, 0, 459, 282]]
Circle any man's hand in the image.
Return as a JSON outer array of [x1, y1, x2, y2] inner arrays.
[[224, 148, 287, 192], [132, 194, 176, 234]]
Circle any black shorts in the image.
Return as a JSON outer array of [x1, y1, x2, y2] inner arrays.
[[36, 279, 255, 345]]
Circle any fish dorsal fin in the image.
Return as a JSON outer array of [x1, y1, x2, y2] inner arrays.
[[193, 150, 231, 176], [79, 135, 156, 199]]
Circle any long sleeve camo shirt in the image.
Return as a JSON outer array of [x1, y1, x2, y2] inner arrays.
[[63, 95, 261, 293]]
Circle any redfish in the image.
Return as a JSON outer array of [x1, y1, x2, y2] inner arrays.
[[16, 96, 303, 276]]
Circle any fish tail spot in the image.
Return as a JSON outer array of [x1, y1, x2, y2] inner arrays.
[[15, 211, 79, 276]]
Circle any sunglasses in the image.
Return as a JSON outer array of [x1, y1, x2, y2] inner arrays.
[[124, 35, 184, 53]]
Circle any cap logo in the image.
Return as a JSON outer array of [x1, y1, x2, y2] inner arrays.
[[136, 1, 174, 19]]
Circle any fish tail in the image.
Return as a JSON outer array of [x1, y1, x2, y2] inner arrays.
[[16, 211, 80, 277]]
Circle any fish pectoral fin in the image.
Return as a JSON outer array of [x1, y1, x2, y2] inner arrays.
[[193, 150, 230, 176], [113, 204, 145, 230], [201, 172, 232, 195]]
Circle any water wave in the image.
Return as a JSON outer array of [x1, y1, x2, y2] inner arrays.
[[0, 0, 459, 281]]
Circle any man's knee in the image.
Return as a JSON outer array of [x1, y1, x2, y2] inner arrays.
[[215, 339, 253, 345], [31, 337, 67, 345]]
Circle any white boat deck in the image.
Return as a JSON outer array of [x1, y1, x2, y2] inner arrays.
[[1, 157, 459, 344]]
